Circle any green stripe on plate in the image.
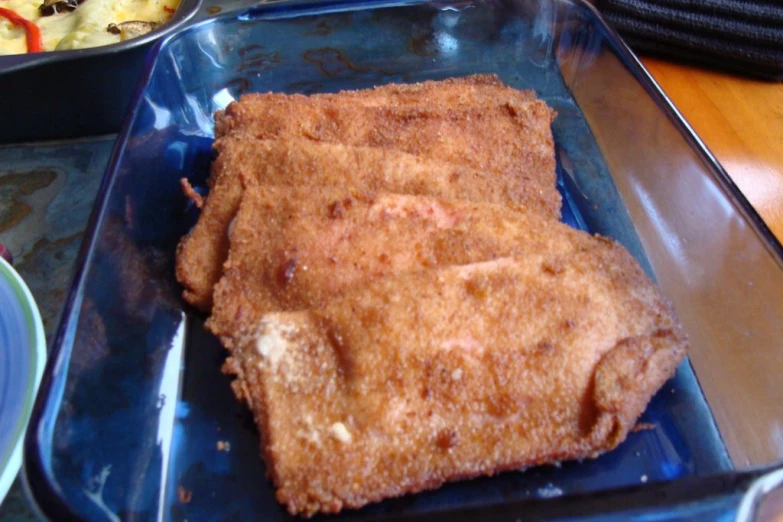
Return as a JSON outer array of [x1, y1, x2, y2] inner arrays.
[[0, 257, 46, 494]]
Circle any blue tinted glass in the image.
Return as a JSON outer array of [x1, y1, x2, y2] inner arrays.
[[26, 1, 741, 521]]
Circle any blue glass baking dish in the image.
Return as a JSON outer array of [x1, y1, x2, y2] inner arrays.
[[22, 0, 783, 519]]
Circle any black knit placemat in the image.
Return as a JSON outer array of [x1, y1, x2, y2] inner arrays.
[[614, 0, 783, 24], [597, 0, 783, 79]]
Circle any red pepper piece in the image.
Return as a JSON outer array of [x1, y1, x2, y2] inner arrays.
[[0, 7, 43, 53]]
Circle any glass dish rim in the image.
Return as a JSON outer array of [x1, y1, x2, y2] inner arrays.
[[21, 0, 783, 519]]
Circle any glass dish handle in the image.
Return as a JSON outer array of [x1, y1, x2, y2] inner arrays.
[[737, 468, 783, 522]]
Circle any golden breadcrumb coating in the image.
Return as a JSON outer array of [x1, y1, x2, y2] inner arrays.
[[225, 248, 687, 517], [175, 136, 561, 310], [214, 74, 557, 208], [214, 74, 530, 130], [207, 189, 596, 347]]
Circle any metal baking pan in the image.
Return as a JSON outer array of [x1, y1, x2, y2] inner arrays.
[[22, 0, 783, 519], [0, 0, 201, 144]]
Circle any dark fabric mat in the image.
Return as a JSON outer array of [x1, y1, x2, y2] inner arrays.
[[604, 1, 782, 46], [605, 0, 783, 24], [624, 36, 783, 80], [597, 0, 783, 79]]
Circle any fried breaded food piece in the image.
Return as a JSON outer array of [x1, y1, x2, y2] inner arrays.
[[214, 80, 557, 194], [224, 251, 687, 516], [176, 137, 561, 310], [207, 188, 594, 347], [214, 75, 533, 121], [213, 138, 559, 217]]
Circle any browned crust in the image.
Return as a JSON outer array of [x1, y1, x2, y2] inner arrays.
[[214, 98, 556, 187], [205, 189, 594, 347], [225, 242, 687, 517], [180, 178, 204, 209], [213, 74, 528, 135], [175, 136, 560, 311], [176, 75, 557, 310]]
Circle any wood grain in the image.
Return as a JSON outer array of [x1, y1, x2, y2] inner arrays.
[[641, 57, 783, 243]]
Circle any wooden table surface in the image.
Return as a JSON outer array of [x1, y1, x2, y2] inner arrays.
[[640, 57, 783, 243]]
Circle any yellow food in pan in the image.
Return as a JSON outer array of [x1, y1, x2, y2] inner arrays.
[[0, 0, 179, 54]]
